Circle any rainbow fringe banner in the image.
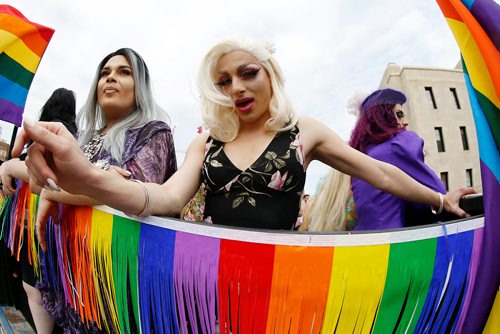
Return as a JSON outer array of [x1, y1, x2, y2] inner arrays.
[[27, 205, 485, 333], [436, 0, 500, 331], [0, 5, 54, 126], [0, 181, 40, 276]]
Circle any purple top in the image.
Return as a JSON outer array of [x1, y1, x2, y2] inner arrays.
[[352, 130, 446, 231], [90, 120, 177, 183]]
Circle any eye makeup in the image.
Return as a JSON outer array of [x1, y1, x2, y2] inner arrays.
[[215, 66, 261, 87], [396, 110, 405, 119]]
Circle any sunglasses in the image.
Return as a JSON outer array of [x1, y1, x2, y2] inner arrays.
[[396, 110, 405, 119]]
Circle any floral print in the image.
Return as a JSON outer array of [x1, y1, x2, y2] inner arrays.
[[202, 125, 306, 230], [290, 132, 304, 167], [181, 184, 207, 222], [344, 192, 357, 231], [268, 170, 288, 190]]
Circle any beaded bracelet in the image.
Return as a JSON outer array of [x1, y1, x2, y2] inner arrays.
[[431, 192, 444, 215], [128, 179, 151, 217]]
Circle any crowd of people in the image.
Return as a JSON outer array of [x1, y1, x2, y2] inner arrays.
[[1, 39, 474, 332]]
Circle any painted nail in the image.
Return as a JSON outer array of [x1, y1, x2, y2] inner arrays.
[[47, 178, 61, 192], [23, 113, 36, 127], [43, 185, 52, 191]]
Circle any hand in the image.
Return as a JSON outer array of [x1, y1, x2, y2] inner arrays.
[[0, 160, 19, 196], [443, 187, 477, 217], [36, 192, 60, 252], [12, 116, 96, 195]]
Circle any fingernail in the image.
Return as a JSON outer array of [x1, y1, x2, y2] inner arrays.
[[125, 170, 132, 176], [23, 113, 36, 127], [47, 178, 61, 192], [43, 185, 52, 191]]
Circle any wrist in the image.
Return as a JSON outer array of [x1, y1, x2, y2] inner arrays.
[[84, 165, 106, 197]]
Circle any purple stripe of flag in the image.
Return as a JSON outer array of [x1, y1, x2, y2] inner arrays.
[[454, 227, 484, 332], [174, 231, 220, 334], [0, 97, 23, 126], [462, 162, 500, 332], [470, 0, 500, 49]]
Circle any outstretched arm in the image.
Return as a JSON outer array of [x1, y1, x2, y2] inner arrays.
[[14, 116, 206, 218], [299, 116, 475, 217]]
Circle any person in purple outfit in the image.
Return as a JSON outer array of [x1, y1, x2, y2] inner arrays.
[[349, 88, 455, 230], [35, 48, 177, 333]]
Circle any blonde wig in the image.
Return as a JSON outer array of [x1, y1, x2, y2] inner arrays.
[[197, 39, 297, 142], [300, 169, 352, 232]]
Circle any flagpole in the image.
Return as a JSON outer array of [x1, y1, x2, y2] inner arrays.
[[8, 125, 18, 160]]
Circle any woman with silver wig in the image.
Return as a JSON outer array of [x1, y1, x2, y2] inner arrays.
[[33, 48, 177, 333]]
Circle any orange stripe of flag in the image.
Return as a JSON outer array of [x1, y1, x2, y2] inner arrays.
[[0, 14, 51, 57], [437, 0, 463, 22]]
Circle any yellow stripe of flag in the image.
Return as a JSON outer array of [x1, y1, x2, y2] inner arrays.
[[447, 18, 499, 108], [322, 244, 390, 333], [0, 28, 40, 73], [91, 209, 121, 333]]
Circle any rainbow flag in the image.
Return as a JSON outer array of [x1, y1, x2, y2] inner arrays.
[[436, 0, 500, 332], [0, 5, 54, 126]]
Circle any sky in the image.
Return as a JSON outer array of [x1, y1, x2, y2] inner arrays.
[[2, 0, 463, 193]]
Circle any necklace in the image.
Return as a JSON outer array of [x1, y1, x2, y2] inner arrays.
[[82, 130, 105, 161]]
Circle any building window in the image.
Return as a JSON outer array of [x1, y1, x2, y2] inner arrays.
[[466, 169, 473, 187], [460, 126, 469, 150], [440, 172, 449, 191], [425, 86, 437, 109], [450, 87, 461, 109], [435, 127, 445, 152]]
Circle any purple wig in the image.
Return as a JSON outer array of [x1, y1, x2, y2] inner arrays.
[[349, 88, 407, 153]]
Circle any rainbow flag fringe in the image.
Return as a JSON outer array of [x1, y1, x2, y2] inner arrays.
[[0, 181, 40, 276], [3, 201, 484, 333]]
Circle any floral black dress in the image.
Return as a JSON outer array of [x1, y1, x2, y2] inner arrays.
[[202, 126, 306, 230]]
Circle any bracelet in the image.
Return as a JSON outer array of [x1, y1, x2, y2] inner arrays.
[[128, 179, 150, 217], [431, 192, 444, 215]]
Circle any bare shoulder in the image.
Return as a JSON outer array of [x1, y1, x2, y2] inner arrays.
[[297, 115, 321, 127], [297, 115, 330, 133], [188, 132, 211, 152], [297, 115, 332, 143]]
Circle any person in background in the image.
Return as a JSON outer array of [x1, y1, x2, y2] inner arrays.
[[300, 169, 356, 232], [349, 88, 460, 230], [16, 39, 473, 238], [0, 87, 77, 334]]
